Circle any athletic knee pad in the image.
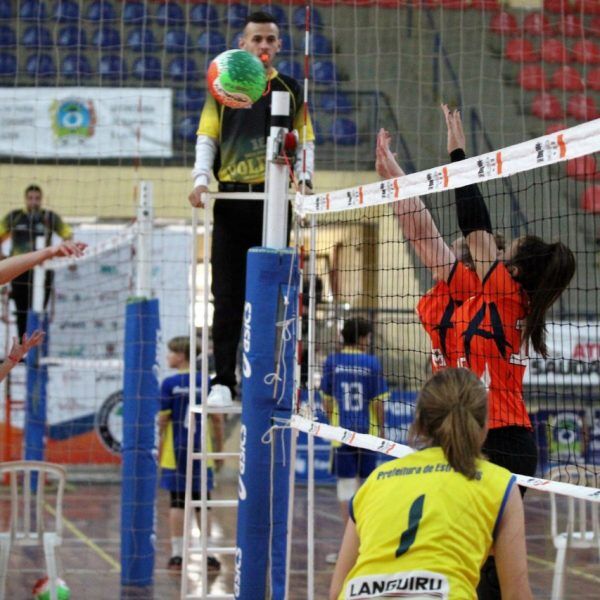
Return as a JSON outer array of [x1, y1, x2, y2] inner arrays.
[[337, 477, 359, 502]]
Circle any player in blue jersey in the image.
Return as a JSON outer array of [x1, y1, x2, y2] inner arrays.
[[159, 336, 224, 573], [321, 318, 389, 564]]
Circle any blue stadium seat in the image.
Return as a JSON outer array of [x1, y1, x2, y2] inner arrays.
[[313, 121, 326, 145], [276, 60, 302, 80], [92, 27, 120, 50], [126, 28, 157, 52], [86, 0, 117, 22], [61, 54, 93, 78], [168, 57, 198, 81], [156, 2, 185, 26], [0, 1, 11, 20], [279, 31, 293, 55], [230, 31, 243, 49], [260, 5, 287, 29], [132, 56, 161, 81], [226, 4, 248, 29], [20, 0, 48, 21], [175, 88, 206, 111], [190, 3, 220, 27], [319, 91, 352, 113], [26, 53, 56, 78], [312, 60, 338, 84], [331, 117, 358, 146], [23, 26, 53, 49], [0, 53, 16, 76], [54, 0, 79, 22], [310, 33, 332, 55], [123, 1, 146, 24], [197, 31, 226, 55], [57, 25, 86, 48], [293, 6, 322, 30], [178, 116, 198, 143], [99, 55, 126, 80], [0, 25, 15, 48], [165, 29, 191, 53]]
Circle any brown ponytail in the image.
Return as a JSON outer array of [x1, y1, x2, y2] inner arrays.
[[409, 368, 488, 479], [508, 236, 576, 357]]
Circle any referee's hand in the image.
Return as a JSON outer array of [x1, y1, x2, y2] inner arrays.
[[189, 185, 208, 208]]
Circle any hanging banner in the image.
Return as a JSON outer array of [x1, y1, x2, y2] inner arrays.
[[0, 88, 172, 158]]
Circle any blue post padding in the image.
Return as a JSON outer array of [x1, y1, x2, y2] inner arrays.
[[24, 310, 49, 468], [120, 298, 160, 588], [235, 248, 299, 600]]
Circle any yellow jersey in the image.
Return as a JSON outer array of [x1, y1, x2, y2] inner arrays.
[[340, 446, 515, 600]]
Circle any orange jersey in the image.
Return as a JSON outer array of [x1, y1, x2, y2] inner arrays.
[[453, 262, 531, 429], [416, 262, 481, 371]]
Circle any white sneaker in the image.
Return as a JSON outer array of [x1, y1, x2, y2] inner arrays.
[[207, 384, 233, 407], [325, 552, 338, 565]]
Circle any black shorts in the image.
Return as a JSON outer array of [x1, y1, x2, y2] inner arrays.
[[169, 490, 211, 509]]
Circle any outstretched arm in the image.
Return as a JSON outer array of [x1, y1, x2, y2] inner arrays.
[[0, 331, 45, 382], [442, 105, 497, 281], [376, 129, 455, 281], [0, 240, 86, 285]]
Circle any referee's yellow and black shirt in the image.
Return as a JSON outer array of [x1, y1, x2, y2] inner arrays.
[[340, 446, 515, 600], [197, 69, 315, 184], [0, 209, 72, 255]]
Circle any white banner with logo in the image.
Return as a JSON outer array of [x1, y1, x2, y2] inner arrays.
[[0, 87, 172, 158], [525, 321, 600, 386]]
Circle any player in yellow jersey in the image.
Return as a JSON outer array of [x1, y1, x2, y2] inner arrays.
[[329, 368, 532, 600]]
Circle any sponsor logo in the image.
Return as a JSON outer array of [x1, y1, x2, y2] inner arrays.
[[238, 424, 247, 501], [426, 167, 448, 192], [379, 180, 395, 200], [234, 547, 242, 597], [51, 98, 96, 143], [346, 188, 362, 208], [347, 570, 449, 599], [477, 152, 502, 178], [431, 348, 446, 368], [535, 138, 560, 163], [95, 390, 123, 454], [242, 302, 252, 379]]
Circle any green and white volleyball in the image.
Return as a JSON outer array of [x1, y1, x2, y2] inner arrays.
[[207, 49, 267, 109]]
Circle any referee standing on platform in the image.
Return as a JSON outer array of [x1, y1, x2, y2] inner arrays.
[[188, 10, 315, 405]]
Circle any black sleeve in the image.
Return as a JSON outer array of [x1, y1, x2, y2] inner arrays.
[[450, 148, 492, 237]]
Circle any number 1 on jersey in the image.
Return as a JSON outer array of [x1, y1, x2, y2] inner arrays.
[[396, 494, 425, 558]]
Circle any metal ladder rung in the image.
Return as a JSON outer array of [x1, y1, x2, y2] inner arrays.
[[193, 452, 240, 459], [190, 499, 238, 508], [189, 546, 237, 555], [190, 404, 242, 415]]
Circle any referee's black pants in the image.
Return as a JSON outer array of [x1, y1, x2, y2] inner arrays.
[[10, 269, 53, 339], [210, 198, 264, 396], [477, 425, 538, 600]]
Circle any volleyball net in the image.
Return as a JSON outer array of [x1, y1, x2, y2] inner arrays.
[[292, 118, 600, 496]]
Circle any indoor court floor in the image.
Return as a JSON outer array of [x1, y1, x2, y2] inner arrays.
[[2, 479, 600, 599]]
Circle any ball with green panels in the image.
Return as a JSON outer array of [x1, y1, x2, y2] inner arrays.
[[32, 577, 71, 600], [207, 49, 267, 109]]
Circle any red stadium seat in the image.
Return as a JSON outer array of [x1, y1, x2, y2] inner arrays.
[[572, 39, 600, 64], [586, 66, 600, 89], [581, 185, 600, 213], [566, 93, 599, 120], [471, 0, 500, 10], [544, 0, 572, 12], [557, 14, 584, 37], [523, 12, 554, 37], [540, 39, 570, 63], [573, 0, 600, 15], [588, 15, 600, 36], [531, 92, 563, 119], [550, 65, 584, 91], [440, 0, 466, 9], [518, 65, 548, 90], [489, 11, 518, 36], [545, 121, 567, 134], [505, 38, 539, 62], [567, 155, 598, 179]]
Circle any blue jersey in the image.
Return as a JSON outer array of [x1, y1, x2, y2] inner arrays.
[[321, 349, 389, 435]]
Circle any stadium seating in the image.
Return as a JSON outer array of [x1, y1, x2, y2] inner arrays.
[[581, 185, 600, 213], [178, 116, 199, 143], [572, 39, 600, 65], [310, 33, 333, 55], [20, 0, 48, 21], [530, 92, 563, 120], [319, 91, 353, 113], [26, 53, 55, 78], [99, 55, 126, 80], [262, 4, 288, 29], [86, 1, 117, 23], [0, 0, 11, 20], [293, 6, 323, 30], [518, 65, 548, 91], [550, 66, 584, 91], [132, 56, 162, 81], [57, 25, 87, 49], [279, 31, 293, 55], [545, 121, 567, 135], [471, 0, 500, 10], [156, 2, 185, 27], [277, 60, 303, 80], [168, 57, 198, 81], [0, 52, 16, 76], [313, 60, 338, 84], [92, 27, 120, 50], [544, 0, 572, 13], [174, 88, 206, 112], [567, 155, 598, 180], [126, 28, 158, 53], [566, 93, 599, 120], [331, 117, 359, 146], [122, 2, 146, 24], [504, 38, 538, 63], [540, 39, 570, 64], [61, 54, 93, 79], [488, 11, 518, 36], [190, 3, 220, 27], [22, 26, 52, 49], [523, 13, 554, 37], [557, 14, 584, 37], [53, 0, 79, 23], [226, 4, 248, 29], [165, 29, 192, 54], [197, 31, 227, 55], [589, 15, 600, 36], [586, 67, 600, 90], [574, 0, 600, 14], [0, 25, 15, 48]]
